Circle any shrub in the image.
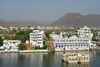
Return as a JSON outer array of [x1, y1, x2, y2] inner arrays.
[[42, 44, 47, 49], [0, 37, 3, 46], [34, 46, 40, 49], [18, 43, 26, 50]]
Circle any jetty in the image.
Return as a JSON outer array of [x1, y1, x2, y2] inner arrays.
[[62, 53, 89, 63]]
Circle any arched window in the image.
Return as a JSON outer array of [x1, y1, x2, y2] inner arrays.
[[84, 57, 85, 59], [62, 45, 63, 48], [59, 45, 60, 48], [55, 45, 57, 48]]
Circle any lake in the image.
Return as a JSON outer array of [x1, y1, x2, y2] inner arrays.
[[0, 51, 100, 67]]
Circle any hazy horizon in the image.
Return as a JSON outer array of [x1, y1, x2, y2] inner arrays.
[[0, 0, 100, 21]]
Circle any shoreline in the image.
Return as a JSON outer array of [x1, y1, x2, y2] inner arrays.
[[0, 49, 99, 53]]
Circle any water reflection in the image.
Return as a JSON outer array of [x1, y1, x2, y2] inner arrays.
[[61, 62, 89, 67], [0, 51, 100, 67]]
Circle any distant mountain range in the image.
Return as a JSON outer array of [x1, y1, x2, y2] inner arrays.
[[0, 12, 100, 27], [0, 19, 53, 27], [52, 12, 100, 27]]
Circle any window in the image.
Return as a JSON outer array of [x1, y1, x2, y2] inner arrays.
[[55, 45, 57, 48], [59, 45, 60, 48], [62, 45, 63, 48], [38, 42, 42, 44], [13, 42, 15, 44]]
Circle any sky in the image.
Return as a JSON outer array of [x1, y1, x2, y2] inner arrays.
[[0, 0, 100, 21]]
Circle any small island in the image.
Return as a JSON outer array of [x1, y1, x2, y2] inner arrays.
[[62, 53, 89, 64]]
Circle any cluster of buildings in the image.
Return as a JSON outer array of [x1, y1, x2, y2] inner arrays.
[[0, 26, 9, 31], [1, 25, 100, 31], [50, 35, 89, 50], [50, 26, 96, 51], [0, 26, 60, 31], [0, 26, 96, 51], [1, 30, 45, 50]]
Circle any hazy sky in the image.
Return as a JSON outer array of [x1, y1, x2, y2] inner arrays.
[[0, 0, 100, 21]]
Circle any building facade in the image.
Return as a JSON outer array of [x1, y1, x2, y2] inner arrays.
[[3, 40, 21, 50], [30, 30, 44, 47], [50, 33, 89, 51], [77, 26, 96, 47], [77, 26, 93, 40]]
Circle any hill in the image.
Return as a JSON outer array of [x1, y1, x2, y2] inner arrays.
[[52, 12, 100, 27], [0, 19, 53, 27], [1, 12, 100, 27]]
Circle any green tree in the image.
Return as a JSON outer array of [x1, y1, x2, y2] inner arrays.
[[16, 31, 25, 35], [4, 34, 13, 40], [24, 30, 32, 35], [34, 46, 41, 49], [23, 35, 29, 42], [18, 43, 26, 50], [0, 37, 3, 46], [55, 30, 60, 34], [42, 44, 47, 49], [12, 29, 17, 33], [14, 30, 32, 43], [45, 31, 52, 39]]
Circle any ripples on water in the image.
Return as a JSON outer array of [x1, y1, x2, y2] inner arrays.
[[0, 51, 100, 67]]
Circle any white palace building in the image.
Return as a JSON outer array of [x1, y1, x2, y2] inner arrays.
[[78, 26, 93, 40], [50, 34, 89, 50], [30, 30, 44, 47], [78, 26, 96, 48], [50, 26, 96, 51]]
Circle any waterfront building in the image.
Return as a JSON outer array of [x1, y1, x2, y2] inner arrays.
[[3, 40, 21, 50], [30, 30, 44, 47], [62, 53, 89, 63], [77, 26, 93, 40], [50, 26, 96, 51], [77, 26, 96, 47], [50, 33, 89, 50]]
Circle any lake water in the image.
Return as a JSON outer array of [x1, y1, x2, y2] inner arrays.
[[0, 51, 100, 67]]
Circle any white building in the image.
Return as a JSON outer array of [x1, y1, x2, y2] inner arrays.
[[50, 33, 89, 51], [29, 27, 35, 30], [20, 27, 28, 30], [3, 40, 21, 50], [0, 26, 9, 31], [77, 26, 93, 40], [77, 26, 96, 48], [10, 27, 19, 31], [30, 30, 44, 47], [0, 26, 3, 28]]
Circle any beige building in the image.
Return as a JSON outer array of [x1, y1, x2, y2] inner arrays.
[[62, 53, 89, 63]]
